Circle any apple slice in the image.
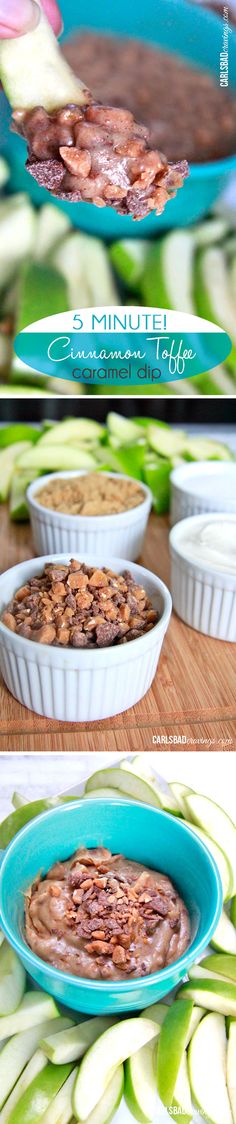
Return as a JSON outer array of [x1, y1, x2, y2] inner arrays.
[[125, 1040, 163, 1124], [184, 794, 236, 894], [7, 1060, 74, 1124], [0, 991, 58, 1042], [73, 1065, 124, 1124], [203, 954, 236, 982], [85, 768, 161, 807], [39, 1069, 78, 1124], [41, 1016, 118, 1064], [230, 897, 236, 927], [177, 978, 236, 1016], [171, 1051, 192, 1124], [0, 1050, 47, 1124], [83, 789, 129, 802], [125, 1004, 168, 1123], [0, 1016, 73, 1109], [188, 964, 232, 984], [227, 1019, 236, 1123], [188, 1012, 233, 1124], [157, 999, 194, 1106], [72, 1017, 158, 1120], [0, 941, 26, 1015], [169, 784, 193, 817], [120, 757, 179, 814], [210, 911, 236, 955], [0, 930, 4, 948], [183, 821, 233, 902]]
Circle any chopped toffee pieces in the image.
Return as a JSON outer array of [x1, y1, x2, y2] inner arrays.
[[12, 102, 188, 220], [25, 847, 191, 979], [1, 558, 158, 648], [35, 473, 145, 516]]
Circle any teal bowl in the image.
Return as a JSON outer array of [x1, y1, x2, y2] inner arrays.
[[0, 800, 222, 1014], [1, 0, 235, 237]]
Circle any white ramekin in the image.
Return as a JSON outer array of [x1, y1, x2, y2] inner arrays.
[[0, 553, 172, 722], [27, 472, 152, 561], [169, 514, 236, 642], [170, 461, 236, 526]]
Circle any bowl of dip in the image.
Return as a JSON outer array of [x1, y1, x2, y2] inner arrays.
[[0, 799, 222, 1013], [170, 513, 236, 641], [27, 471, 152, 561], [0, 552, 171, 721], [170, 462, 236, 526], [1, 0, 236, 235]]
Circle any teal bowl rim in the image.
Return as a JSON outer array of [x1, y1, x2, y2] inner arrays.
[[189, 152, 236, 178], [0, 799, 223, 995]]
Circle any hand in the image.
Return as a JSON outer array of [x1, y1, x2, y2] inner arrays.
[[0, 0, 62, 38]]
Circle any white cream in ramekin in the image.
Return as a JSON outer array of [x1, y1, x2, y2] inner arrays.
[[169, 513, 236, 641], [27, 472, 152, 561], [0, 553, 172, 722], [170, 461, 236, 526]]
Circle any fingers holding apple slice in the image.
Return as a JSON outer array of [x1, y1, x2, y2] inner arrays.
[[188, 1012, 233, 1124]]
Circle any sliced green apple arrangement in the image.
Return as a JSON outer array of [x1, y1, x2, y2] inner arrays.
[[1, 758, 236, 1121], [0, 412, 234, 521], [0, 175, 236, 395]]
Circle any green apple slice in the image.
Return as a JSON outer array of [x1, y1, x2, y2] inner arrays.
[[230, 897, 236, 927], [0, 1017, 73, 1109], [83, 789, 129, 802], [73, 1065, 124, 1124], [39, 419, 104, 447], [85, 769, 161, 808], [204, 954, 236, 982], [157, 999, 194, 1106], [0, 941, 26, 1015], [16, 445, 96, 472], [0, 930, 4, 948], [0, 1050, 47, 1124], [169, 784, 193, 817], [125, 1004, 168, 1124], [183, 822, 232, 902], [171, 1051, 192, 1124], [72, 1017, 158, 1120], [188, 965, 232, 984], [41, 1016, 117, 1065], [211, 911, 236, 955], [120, 758, 179, 814], [177, 978, 236, 1016], [6, 1060, 74, 1124], [188, 1012, 233, 1124], [184, 794, 236, 894], [39, 1069, 77, 1124], [227, 1020, 236, 1123], [0, 443, 32, 503], [125, 1040, 161, 1123], [0, 992, 58, 1042]]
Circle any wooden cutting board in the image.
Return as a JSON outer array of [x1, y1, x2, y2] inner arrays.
[[0, 506, 235, 751]]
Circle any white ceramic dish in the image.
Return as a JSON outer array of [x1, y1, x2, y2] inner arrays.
[[169, 514, 236, 642], [0, 553, 172, 722], [170, 461, 236, 526], [27, 472, 152, 561]]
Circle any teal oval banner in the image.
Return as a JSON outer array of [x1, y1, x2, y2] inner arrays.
[[14, 306, 232, 387]]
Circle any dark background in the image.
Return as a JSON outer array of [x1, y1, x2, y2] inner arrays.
[[1, 399, 236, 424]]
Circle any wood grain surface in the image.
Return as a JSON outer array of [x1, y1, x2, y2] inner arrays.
[[0, 506, 235, 752]]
